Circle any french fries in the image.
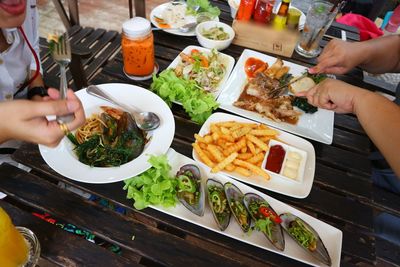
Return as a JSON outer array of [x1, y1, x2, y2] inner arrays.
[[193, 121, 279, 181]]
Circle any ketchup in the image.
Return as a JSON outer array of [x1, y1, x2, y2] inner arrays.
[[265, 145, 286, 173], [245, 57, 268, 78], [253, 0, 275, 24]]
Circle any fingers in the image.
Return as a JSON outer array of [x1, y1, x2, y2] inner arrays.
[[47, 88, 60, 99], [65, 90, 86, 131]]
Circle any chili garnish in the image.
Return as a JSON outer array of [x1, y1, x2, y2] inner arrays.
[[259, 206, 282, 224]]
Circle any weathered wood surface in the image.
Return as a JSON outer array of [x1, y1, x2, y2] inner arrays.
[[4, 1, 400, 266]]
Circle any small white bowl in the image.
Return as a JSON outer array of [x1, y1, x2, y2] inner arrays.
[[196, 21, 235, 51]]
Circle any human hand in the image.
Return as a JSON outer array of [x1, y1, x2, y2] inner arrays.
[[0, 88, 86, 147], [309, 39, 366, 75], [296, 78, 369, 114]]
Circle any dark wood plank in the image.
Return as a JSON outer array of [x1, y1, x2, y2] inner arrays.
[[0, 201, 139, 267], [0, 164, 269, 267]]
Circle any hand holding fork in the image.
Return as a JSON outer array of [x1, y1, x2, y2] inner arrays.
[[50, 32, 74, 123]]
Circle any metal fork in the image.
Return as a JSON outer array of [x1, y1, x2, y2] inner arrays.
[[51, 32, 74, 123]]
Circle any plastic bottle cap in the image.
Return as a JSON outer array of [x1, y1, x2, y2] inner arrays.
[[122, 17, 151, 38]]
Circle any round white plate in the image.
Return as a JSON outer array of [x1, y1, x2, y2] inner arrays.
[[150, 2, 219, 37], [39, 83, 175, 184]]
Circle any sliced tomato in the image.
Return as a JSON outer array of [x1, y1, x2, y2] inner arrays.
[[259, 206, 282, 224]]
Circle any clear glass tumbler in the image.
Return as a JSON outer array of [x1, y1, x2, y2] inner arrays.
[[295, 1, 337, 58]]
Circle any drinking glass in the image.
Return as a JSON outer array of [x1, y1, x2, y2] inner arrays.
[[0, 207, 40, 267], [294, 1, 337, 58]]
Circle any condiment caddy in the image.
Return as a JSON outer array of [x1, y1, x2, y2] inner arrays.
[[232, 0, 303, 57]]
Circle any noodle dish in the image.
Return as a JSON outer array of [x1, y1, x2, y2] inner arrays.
[[68, 106, 147, 167]]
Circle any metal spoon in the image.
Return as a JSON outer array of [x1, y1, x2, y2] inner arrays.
[[86, 85, 161, 131], [152, 22, 198, 33]]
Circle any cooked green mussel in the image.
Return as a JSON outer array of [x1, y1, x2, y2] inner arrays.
[[224, 182, 250, 232], [243, 193, 285, 251], [280, 212, 332, 266], [176, 164, 205, 216], [207, 179, 231, 231]]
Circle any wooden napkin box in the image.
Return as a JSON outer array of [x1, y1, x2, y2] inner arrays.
[[232, 20, 300, 57]]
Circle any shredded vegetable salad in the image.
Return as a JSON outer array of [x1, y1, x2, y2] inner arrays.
[[174, 49, 226, 93]]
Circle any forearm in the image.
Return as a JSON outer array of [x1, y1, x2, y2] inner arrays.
[[358, 35, 400, 74], [354, 91, 400, 176]]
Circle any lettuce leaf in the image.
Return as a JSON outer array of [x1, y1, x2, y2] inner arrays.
[[186, 0, 221, 18], [150, 69, 219, 124], [123, 154, 178, 210]]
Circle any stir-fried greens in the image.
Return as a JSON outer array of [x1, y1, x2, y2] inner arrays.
[[288, 218, 317, 251], [69, 107, 145, 167]]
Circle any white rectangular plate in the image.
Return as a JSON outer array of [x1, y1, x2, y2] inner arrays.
[[152, 148, 342, 267], [167, 45, 235, 102], [193, 112, 315, 198], [217, 49, 334, 144]]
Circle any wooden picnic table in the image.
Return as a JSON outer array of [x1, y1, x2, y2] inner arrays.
[[1, 1, 400, 266]]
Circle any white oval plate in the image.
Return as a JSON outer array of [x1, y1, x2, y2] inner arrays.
[[192, 112, 316, 198], [167, 45, 235, 102], [217, 49, 334, 144], [150, 2, 219, 37], [39, 83, 175, 184], [155, 148, 341, 267]]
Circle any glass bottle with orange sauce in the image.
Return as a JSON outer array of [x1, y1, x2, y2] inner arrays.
[[122, 17, 155, 79], [0, 207, 29, 267]]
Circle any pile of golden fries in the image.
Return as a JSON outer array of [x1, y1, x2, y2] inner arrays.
[[192, 121, 280, 180]]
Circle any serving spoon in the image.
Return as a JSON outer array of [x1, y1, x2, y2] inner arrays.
[[152, 22, 198, 33], [86, 85, 161, 131]]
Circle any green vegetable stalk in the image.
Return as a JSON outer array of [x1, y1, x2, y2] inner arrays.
[[123, 154, 178, 210], [150, 69, 219, 124]]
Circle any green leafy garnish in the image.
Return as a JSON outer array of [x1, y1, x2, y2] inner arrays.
[[123, 155, 178, 210], [288, 218, 317, 251], [186, 0, 221, 18], [254, 217, 274, 239], [292, 97, 318, 114], [150, 69, 219, 124], [305, 71, 327, 84]]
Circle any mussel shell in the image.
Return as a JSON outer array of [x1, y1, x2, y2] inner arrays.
[[280, 213, 332, 266], [206, 179, 231, 231], [243, 193, 285, 251], [176, 164, 205, 217], [178, 164, 201, 180], [224, 182, 251, 232]]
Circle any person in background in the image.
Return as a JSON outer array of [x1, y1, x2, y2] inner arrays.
[[0, 0, 85, 152], [298, 35, 400, 246]]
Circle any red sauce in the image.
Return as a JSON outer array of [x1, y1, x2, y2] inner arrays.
[[253, 0, 274, 24], [265, 145, 286, 173], [245, 57, 268, 78]]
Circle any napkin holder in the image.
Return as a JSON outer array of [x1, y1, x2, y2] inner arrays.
[[232, 20, 299, 57]]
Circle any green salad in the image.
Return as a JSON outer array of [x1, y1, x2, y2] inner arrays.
[[123, 155, 178, 210], [151, 69, 219, 124]]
